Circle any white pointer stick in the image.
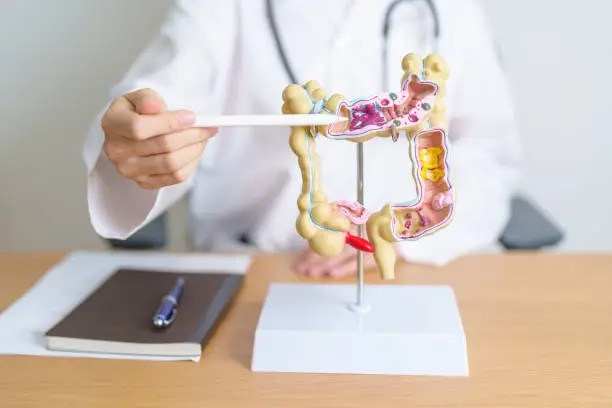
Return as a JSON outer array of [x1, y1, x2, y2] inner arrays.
[[193, 114, 346, 128]]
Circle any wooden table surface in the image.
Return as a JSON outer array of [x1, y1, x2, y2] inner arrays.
[[0, 251, 611, 407]]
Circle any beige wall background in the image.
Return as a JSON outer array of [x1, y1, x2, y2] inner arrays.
[[1, 0, 611, 252], [0, 0, 188, 251]]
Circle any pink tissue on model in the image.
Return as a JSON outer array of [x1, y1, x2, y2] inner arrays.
[[431, 189, 454, 210], [350, 103, 386, 129], [334, 200, 371, 224], [326, 75, 440, 139]]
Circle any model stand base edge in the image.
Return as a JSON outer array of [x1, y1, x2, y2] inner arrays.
[[251, 283, 469, 376]]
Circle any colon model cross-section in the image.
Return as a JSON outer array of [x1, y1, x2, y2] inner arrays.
[[282, 53, 454, 280]]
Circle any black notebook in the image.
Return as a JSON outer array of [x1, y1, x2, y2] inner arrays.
[[45, 268, 243, 358]]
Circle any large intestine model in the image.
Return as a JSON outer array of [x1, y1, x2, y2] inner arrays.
[[282, 53, 454, 280]]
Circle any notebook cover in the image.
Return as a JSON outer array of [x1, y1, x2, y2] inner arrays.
[[45, 268, 243, 348]]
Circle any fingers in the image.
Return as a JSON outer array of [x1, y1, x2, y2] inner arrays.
[[128, 110, 195, 140], [103, 101, 195, 140], [294, 245, 375, 278], [293, 250, 328, 276], [328, 252, 376, 278], [136, 157, 201, 190], [305, 247, 355, 277], [292, 250, 314, 274], [134, 127, 217, 156], [105, 127, 216, 161], [116, 142, 206, 180], [124, 88, 167, 114], [102, 88, 196, 141]]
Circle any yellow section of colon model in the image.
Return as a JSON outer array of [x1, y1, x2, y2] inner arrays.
[[419, 147, 444, 183], [366, 53, 450, 281]]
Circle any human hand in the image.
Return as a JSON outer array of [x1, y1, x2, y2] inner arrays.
[[101, 88, 218, 189], [292, 244, 377, 279]]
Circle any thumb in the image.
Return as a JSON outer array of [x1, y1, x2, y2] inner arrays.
[[125, 88, 167, 115]]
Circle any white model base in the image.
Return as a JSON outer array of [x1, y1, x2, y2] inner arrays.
[[251, 283, 468, 376]]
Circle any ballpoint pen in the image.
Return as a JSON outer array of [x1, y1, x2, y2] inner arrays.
[[153, 277, 185, 329]]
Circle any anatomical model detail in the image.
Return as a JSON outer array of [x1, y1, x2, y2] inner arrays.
[[327, 74, 439, 142], [282, 53, 454, 280]]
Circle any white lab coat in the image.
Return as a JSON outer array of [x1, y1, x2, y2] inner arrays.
[[83, 0, 521, 266]]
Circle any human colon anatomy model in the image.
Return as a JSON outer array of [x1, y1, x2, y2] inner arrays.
[[282, 53, 454, 280]]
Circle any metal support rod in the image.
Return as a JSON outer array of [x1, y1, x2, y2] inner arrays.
[[356, 142, 365, 308]]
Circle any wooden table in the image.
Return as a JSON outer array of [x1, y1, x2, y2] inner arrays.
[[1, 252, 611, 407]]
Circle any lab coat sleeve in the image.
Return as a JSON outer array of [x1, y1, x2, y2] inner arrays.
[[396, 1, 522, 266], [82, 0, 237, 239]]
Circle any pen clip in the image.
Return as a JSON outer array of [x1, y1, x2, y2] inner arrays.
[[165, 303, 178, 326]]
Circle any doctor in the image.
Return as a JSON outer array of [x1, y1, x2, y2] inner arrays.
[[83, 0, 521, 277]]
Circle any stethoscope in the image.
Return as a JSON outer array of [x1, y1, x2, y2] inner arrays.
[[265, 0, 440, 88]]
